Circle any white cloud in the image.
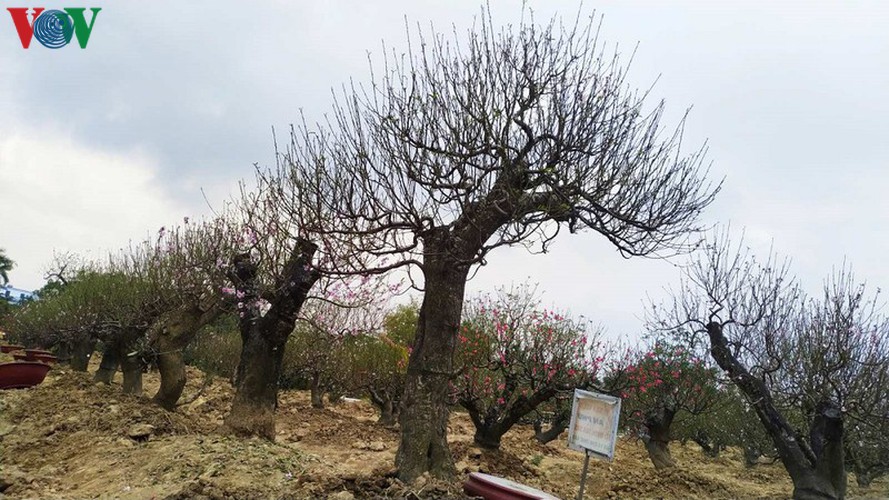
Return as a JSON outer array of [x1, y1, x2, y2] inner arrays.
[[1, 0, 888, 345], [0, 125, 190, 290]]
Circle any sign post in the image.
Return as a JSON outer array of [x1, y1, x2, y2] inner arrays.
[[566, 389, 621, 500], [577, 449, 591, 500]]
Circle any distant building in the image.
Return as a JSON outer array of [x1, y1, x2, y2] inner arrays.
[[1, 285, 36, 304]]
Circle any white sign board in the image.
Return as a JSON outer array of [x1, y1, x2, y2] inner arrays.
[[566, 389, 621, 460]]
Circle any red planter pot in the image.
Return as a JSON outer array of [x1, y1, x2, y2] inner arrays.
[[11, 352, 56, 363], [0, 362, 52, 389], [463, 473, 560, 500], [33, 354, 58, 365], [0, 345, 25, 354]]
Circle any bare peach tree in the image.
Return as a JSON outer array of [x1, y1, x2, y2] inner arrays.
[[655, 232, 889, 500], [8, 261, 98, 369], [275, 9, 719, 481], [220, 177, 323, 439], [782, 270, 889, 491], [141, 217, 238, 409], [288, 274, 395, 409]]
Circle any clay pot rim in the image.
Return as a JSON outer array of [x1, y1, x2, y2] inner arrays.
[[0, 360, 52, 367]]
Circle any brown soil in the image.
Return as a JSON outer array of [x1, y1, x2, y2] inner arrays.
[[0, 360, 886, 499]]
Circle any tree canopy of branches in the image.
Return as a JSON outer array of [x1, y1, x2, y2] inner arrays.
[[454, 284, 601, 449], [11, 215, 236, 404], [10, 266, 162, 390], [274, 8, 719, 481], [609, 340, 720, 469]]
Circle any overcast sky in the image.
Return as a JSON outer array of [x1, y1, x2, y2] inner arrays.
[[2, 1, 888, 340]]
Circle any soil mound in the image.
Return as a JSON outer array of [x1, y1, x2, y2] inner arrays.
[[2, 360, 879, 499]]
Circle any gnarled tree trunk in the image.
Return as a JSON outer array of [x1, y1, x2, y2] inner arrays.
[[310, 372, 325, 409], [396, 247, 469, 482], [464, 387, 558, 450], [534, 409, 570, 445], [56, 341, 71, 365], [812, 403, 846, 500], [149, 304, 222, 410], [643, 406, 677, 470], [155, 349, 185, 407], [848, 448, 887, 488], [693, 430, 721, 458], [707, 321, 846, 500], [111, 328, 146, 396], [377, 400, 398, 426], [370, 388, 400, 426], [93, 340, 120, 384], [226, 323, 288, 438], [225, 242, 319, 440], [854, 468, 883, 489], [120, 351, 143, 396], [395, 196, 512, 482], [70, 337, 96, 372]]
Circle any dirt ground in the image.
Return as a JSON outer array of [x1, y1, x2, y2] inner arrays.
[[0, 360, 886, 499]]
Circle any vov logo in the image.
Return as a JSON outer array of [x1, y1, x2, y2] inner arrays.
[[7, 7, 101, 49]]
